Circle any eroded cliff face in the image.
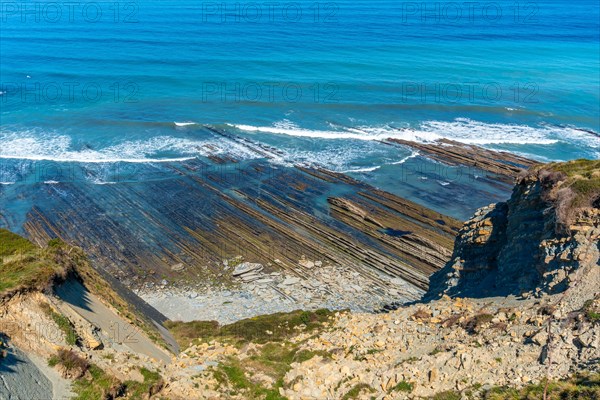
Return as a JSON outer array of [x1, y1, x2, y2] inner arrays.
[[427, 173, 600, 299]]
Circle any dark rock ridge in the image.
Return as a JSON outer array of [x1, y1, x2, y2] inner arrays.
[[17, 159, 461, 297], [427, 162, 600, 299], [389, 138, 538, 183], [1, 128, 535, 306]]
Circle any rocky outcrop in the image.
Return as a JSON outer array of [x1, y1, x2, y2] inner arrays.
[[388, 138, 538, 183], [277, 294, 600, 399], [427, 169, 600, 299]]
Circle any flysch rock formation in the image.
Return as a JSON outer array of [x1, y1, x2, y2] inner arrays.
[[158, 161, 598, 399], [1, 160, 597, 400], [18, 157, 465, 321], [388, 138, 539, 183]]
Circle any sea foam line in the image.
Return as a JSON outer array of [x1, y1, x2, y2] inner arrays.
[[391, 151, 420, 165], [230, 119, 598, 147], [341, 151, 420, 174], [0, 155, 195, 163], [0, 133, 201, 164]]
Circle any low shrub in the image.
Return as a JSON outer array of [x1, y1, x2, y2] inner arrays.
[[461, 313, 494, 334], [49, 349, 89, 378]]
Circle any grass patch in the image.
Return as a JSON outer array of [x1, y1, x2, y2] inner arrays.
[[210, 341, 331, 400], [582, 298, 600, 323], [483, 372, 600, 400], [165, 309, 336, 348], [70, 363, 164, 400], [0, 230, 66, 294], [341, 383, 375, 400], [0, 229, 36, 257], [212, 356, 286, 400], [432, 390, 461, 400], [528, 160, 600, 229], [391, 380, 413, 393], [123, 367, 164, 399], [71, 364, 124, 400], [546, 159, 600, 180], [48, 349, 89, 379], [40, 303, 78, 346]]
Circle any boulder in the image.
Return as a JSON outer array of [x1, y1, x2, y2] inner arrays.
[[232, 262, 263, 276], [171, 263, 185, 272]]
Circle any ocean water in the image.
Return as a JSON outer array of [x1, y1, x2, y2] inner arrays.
[[1, 0, 599, 218]]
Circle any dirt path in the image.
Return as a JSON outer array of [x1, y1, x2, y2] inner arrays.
[[55, 280, 172, 364]]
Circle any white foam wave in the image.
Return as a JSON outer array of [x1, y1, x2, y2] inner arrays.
[[232, 124, 376, 141], [391, 151, 420, 165], [0, 182, 15, 185], [0, 131, 201, 163], [341, 165, 381, 173], [232, 119, 600, 148], [174, 121, 197, 127], [232, 122, 440, 142], [341, 151, 420, 174]]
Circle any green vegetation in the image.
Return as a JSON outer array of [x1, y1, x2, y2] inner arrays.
[[0, 229, 66, 294], [40, 303, 78, 345], [64, 358, 163, 400], [546, 159, 600, 180], [0, 233, 169, 351], [47, 349, 89, 378], [431, 390, 462, 400], [390, 380, 413, 393], [483, 372, 600, 400], [341, 383, 375, 400], [211, 341, 331, 400], [531, 160, 600, 229], [582, 298, 600, 323], [71, 364, 124, 400], [165, 308, 336, 348], [213, 356, 287, 400], [123, 367, 164, 399], [429, 346, 444, 356], [0, 229, 35, 257]]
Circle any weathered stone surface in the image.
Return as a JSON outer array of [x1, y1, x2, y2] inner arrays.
[[388, 138, 538, 183], [232, 262, 263, 276], [427, 174, 600, 300]]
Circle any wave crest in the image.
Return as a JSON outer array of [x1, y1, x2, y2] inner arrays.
[[231, 118, 600, 148]]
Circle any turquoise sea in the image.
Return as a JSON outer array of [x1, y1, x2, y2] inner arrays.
[[1, 0, 599, 220]]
